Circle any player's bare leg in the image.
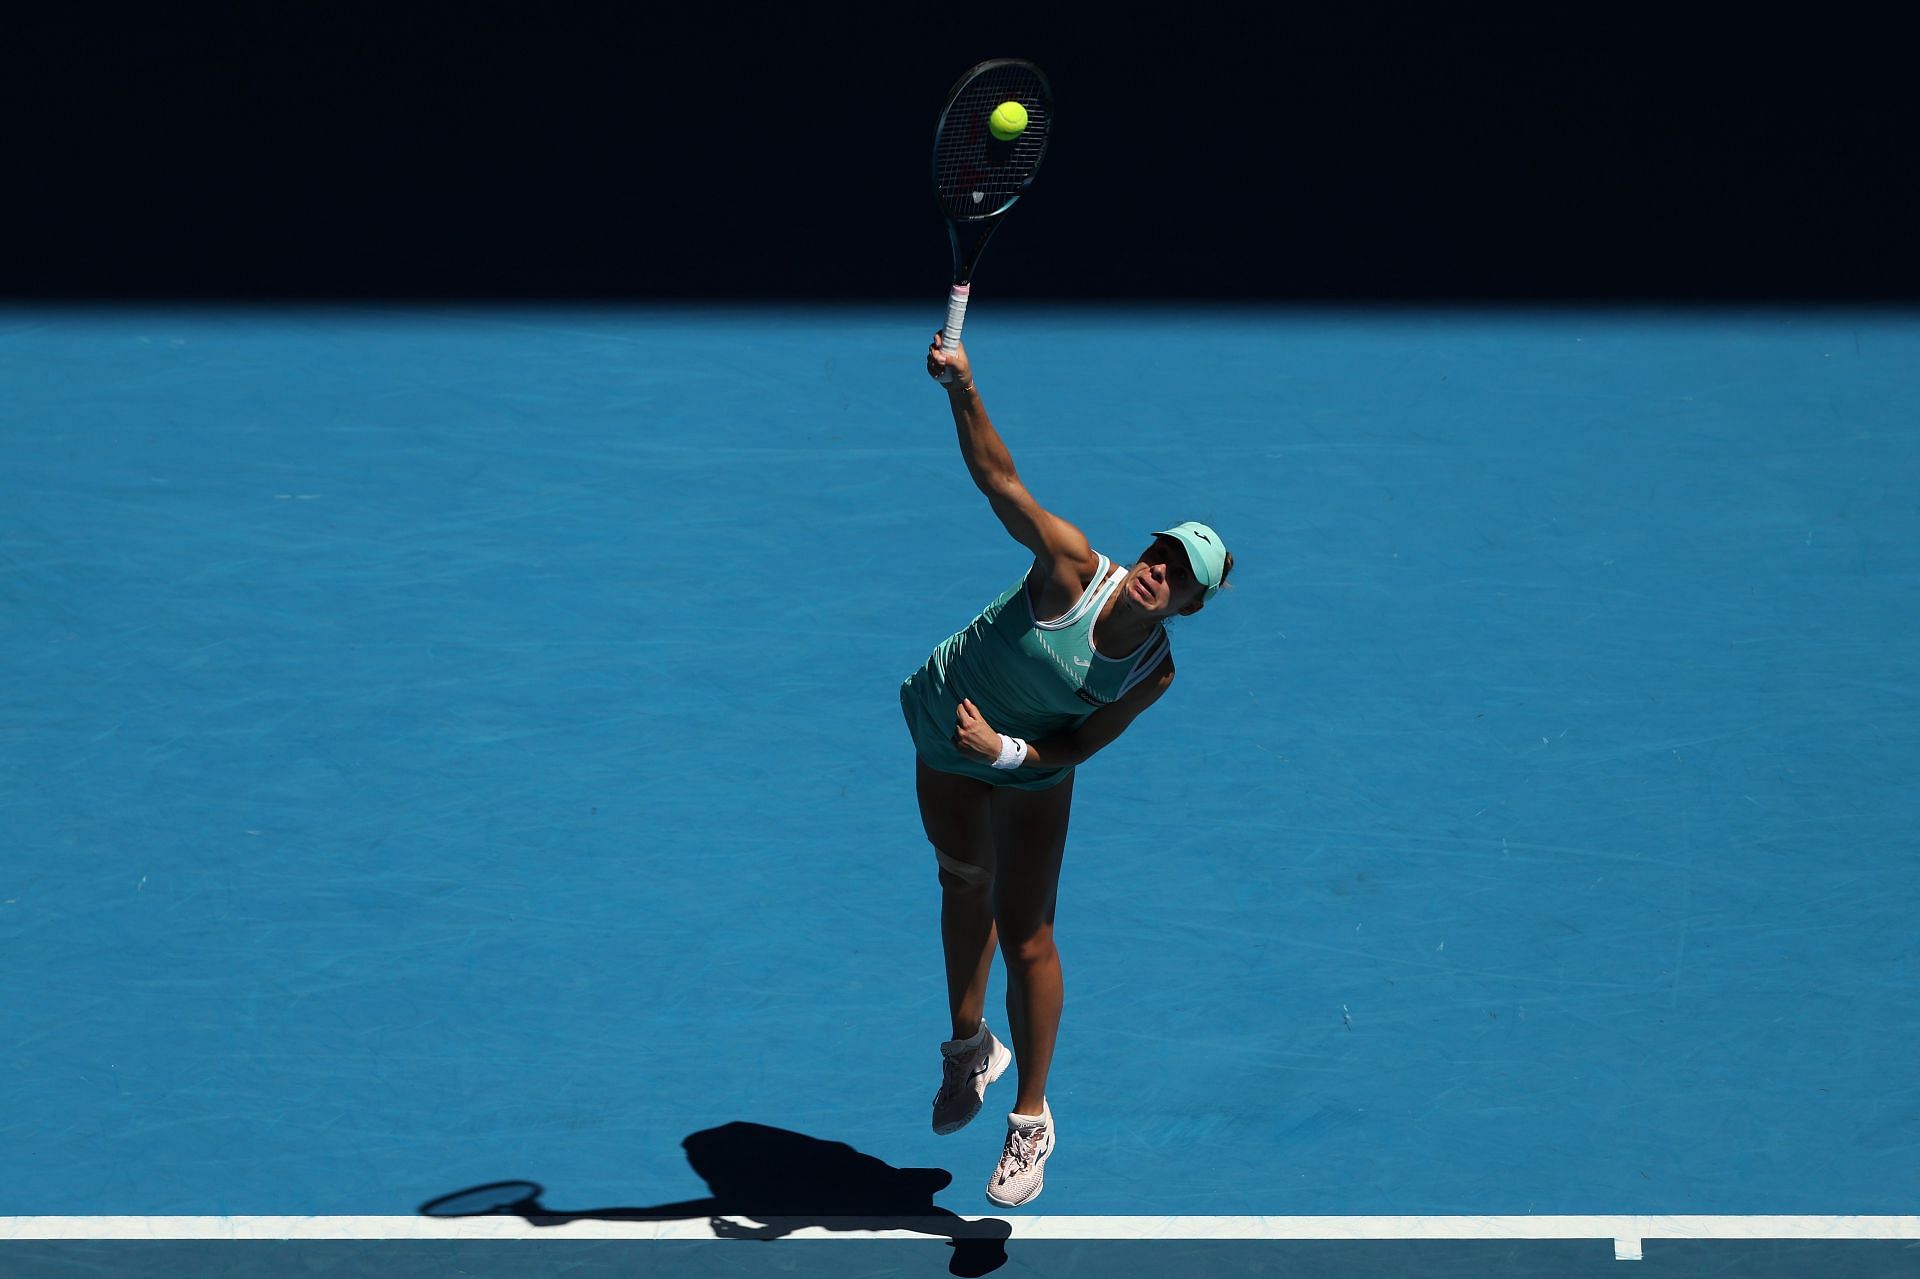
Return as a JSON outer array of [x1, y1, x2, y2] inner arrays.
[[918, 760, 1015, 1135], [982, 773, 1071, 1205], [917, 760, 999, 1037], [989, 771, 1073, 1117]]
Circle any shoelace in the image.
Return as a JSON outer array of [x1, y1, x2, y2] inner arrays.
[[936, 1047, 979, 1102], [997, 1123, 1048, 1181]]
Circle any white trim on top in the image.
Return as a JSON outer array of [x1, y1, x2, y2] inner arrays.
[[1116, 629, 1172, 694], [1029, 554, 1112, 631]]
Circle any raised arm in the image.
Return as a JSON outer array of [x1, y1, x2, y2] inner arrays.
[[928, 334, 1098, 583]]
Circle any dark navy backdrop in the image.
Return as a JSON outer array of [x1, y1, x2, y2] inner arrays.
[[6, 3, 1915, 299]]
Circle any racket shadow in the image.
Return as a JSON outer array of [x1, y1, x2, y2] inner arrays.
[[419, 1120, 1013, 1276]]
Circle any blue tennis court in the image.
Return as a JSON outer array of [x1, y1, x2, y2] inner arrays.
[[3, 305, 1916, 1275]]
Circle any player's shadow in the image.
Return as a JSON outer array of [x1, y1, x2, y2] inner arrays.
[[419, 1120, 1012, 1277]]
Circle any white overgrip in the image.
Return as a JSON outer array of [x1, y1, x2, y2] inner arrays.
[[938, 283, 970, 383]]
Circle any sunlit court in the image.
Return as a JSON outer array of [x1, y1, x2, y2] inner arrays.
[[3, 304, 1915, 1275]]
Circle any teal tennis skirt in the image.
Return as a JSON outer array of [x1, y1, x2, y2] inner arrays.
[[899, 669, 1072, 791]]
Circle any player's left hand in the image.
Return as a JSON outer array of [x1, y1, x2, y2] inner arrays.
[[952, 698, 1001, 762]]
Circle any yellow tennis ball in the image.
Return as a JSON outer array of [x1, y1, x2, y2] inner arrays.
[[988, 100, 1029, 141]]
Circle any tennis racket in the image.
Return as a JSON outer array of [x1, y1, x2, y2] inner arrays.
[[932, 59, 1053, 382]]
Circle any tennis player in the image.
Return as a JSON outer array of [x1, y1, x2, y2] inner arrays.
[[902, 333, 1232, 1207]]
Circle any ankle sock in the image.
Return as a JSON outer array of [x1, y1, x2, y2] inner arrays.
[[1009, 1104, 1050, 1129]]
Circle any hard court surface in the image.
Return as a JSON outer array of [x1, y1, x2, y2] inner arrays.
[[3, 305, 1915, 1275]]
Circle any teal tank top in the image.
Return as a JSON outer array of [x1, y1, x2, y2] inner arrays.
[[901, 554, 1172, 787]]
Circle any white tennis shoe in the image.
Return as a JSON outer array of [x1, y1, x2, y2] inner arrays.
[[931, 1023, 1012, 1135], [984, 1104, 1054, 1207]]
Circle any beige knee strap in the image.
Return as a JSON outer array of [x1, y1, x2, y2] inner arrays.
[[934, 847, 992, 887]]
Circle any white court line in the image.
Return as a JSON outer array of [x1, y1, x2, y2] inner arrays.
[[4, 1215, 1919, 1261]]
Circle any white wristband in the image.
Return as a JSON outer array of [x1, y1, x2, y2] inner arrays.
[[991, 734, 1030, 770]]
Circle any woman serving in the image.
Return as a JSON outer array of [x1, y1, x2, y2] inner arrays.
[[901, 333, 1232, 1207]]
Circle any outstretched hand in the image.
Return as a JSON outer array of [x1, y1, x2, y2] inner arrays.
[[951, 698, 1001, 762], [927, 332, 973, 388]]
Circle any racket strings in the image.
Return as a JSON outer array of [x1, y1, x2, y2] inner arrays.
[[934, 66, 1050, 221]]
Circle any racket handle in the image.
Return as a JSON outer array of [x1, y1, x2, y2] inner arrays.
[[938, 284, 970, 384]]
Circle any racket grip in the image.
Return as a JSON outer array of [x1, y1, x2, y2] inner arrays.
[[938, 284, 970, 383]]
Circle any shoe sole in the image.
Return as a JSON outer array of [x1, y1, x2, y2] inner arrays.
[[931, 1036, 1013, 1135], [984, 1126, 1055, 1208]]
